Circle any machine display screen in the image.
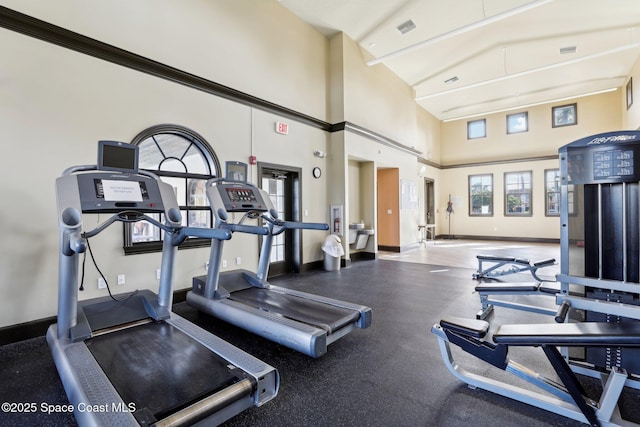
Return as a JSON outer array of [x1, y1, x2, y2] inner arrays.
[[94, 179, 149, 201], [592, 149, 634, 180], [226, 162, 247, 182], [225, 187, 257, 203], [98, 141, 139, 173]]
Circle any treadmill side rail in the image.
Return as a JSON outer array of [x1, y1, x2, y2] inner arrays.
[[168, 314, 279, 406], [188, 292, 327, 358], [47, 325, 139, 427]]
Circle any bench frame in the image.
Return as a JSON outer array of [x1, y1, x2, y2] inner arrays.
[[475, 282, 561, 320], [432, 319, 640, 427], [473, 255, 556, 281]]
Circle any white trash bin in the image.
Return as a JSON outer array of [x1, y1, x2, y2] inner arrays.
[[322, 234, 344, 271]]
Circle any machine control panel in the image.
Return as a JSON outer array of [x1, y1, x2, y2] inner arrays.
[[216, 182, 268, 212], [562, 131, 640, 184], [76, 172, 165, 213]]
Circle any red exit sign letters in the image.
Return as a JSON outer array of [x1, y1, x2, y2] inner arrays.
[[275, 121, 289, 135]]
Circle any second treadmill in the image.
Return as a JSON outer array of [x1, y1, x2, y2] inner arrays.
[[188, 162, 372, 358]]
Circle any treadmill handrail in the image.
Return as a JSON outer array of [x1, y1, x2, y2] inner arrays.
[[172, 226, 232, 245], [220, 222, 268, 235], [261, 215, 329, 235]]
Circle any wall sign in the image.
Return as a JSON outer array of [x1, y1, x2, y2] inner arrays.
[[275, 121, 289, 135]]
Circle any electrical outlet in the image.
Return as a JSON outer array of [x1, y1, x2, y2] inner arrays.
[[236, 257, 242, 265], [117, 274, 125, 285], [205, 261, 209, 271], [222, 260, 228, 268], [156, 269, 161, 280], [98, 278, 106, 289]]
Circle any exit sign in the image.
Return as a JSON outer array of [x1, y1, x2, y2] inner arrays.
[[275, 121, 289, 135]]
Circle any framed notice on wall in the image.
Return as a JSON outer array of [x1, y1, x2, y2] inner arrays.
[[401, 180, 418, 210]]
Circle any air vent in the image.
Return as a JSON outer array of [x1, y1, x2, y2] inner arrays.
[[560, 46, 576, 54], [397, 19, 416, 35], [444, 76, 459, 84]]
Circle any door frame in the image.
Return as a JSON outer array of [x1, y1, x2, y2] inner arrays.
[[257, 162, 302, 277]]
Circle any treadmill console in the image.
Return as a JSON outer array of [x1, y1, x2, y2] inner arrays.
[[76, 172, 165, 213], [216, 182, 268, 212]]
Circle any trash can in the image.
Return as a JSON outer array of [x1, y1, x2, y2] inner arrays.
[[322, 234, 344, 271]]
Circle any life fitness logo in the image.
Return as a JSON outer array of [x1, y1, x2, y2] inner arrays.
[[587, 134, 637, 145]]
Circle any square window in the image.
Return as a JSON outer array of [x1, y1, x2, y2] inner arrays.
[[467, 119, 486, 139], [507, 112, 528, 134]]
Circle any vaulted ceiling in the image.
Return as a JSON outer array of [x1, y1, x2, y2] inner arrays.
[[279, 0, 640, 121]]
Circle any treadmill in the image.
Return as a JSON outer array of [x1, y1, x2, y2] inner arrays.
[[188, 162, 372, 358], [47, 142, 278, 426]]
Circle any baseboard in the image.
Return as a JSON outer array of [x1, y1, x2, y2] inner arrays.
[[436, 235, 559, 244], [2, 288, 196, 346], [378, 245, 401, 252], [0, 316, 55, 347], [300, 260, 325, 273], [350, 251, 376, 261]]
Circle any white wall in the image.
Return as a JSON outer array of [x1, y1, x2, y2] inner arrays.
[[0, 1, 333, 328]]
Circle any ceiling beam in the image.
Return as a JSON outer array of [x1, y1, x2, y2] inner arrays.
[[416, 43, 640, 101], [366, 0, 552, 66]]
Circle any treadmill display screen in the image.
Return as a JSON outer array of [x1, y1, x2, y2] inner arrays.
[[226, 187, 258, 203], [93, 179, 149, 201]]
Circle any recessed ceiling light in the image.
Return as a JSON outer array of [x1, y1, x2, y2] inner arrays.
[[560, 46, 577, 54], [397, 19, 416, 35], [444, 76, 459, 84]]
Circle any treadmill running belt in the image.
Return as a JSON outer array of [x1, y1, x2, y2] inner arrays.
[[230, 288, 360, 333], [87, 322, 246, 422]]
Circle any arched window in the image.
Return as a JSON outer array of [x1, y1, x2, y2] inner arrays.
[[124, 124, 220, 254]]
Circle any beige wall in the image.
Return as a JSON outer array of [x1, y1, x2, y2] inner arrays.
[[0, 1, 334, 328], [624, 56, 640, 130], [438, 90, 622, 240], [441, 90, 622, 165], [1, 0, 330, 121]]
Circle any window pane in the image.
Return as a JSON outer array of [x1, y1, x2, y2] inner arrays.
[[545, 169, 560, 215], [467, 119, 486, 139], [469, 174, 492, 216], [184, 144, 210, 175], [188, 179, 209, 207], [132, 214, 162, 243], [507, 112, 528, 134], [160, 176, 187, 206], [505, 171, 532, 216], [159, 158, 187, 173]]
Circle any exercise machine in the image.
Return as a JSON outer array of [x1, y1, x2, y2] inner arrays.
[[187, 162, 372, 358], [47, 141, 278, 426], [472, 254, 556, 281], [472, 254, 559, 319], [432, 315, 640, 426], [433, 130, 640, 426], [474, 281, 561, 320]]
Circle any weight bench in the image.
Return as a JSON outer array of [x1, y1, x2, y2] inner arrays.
[[432, 316, 640, 426], [473, 255, 556, 281], [475, 281, 561, 320]]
